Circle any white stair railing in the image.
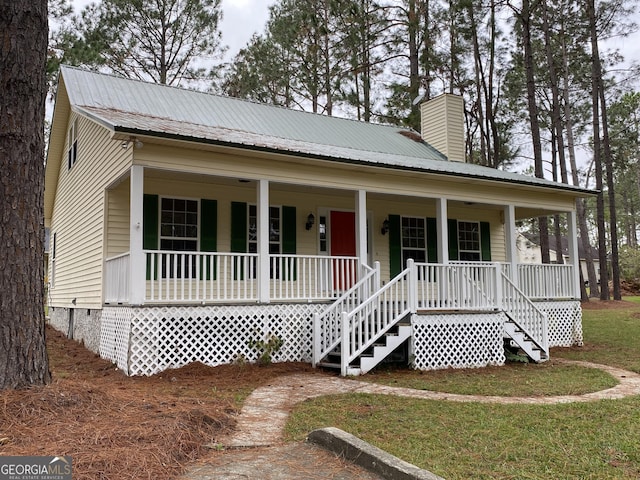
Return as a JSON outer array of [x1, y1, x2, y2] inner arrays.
[[312, 262, 379, 367], [501, 271, 549, 354], [340, 260, 416, 376]]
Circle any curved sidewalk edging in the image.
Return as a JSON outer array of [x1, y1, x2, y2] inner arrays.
[[308, 427, 445, 480], [219, 359, 640, 448]]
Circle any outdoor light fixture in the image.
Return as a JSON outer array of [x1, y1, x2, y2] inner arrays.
[[381, 218, 390, 235], [305, 213, 315, 230]]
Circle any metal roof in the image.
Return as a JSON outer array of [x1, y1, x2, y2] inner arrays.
[[60, 66, 592, 194]]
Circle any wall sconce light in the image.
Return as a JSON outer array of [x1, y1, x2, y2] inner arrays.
[[305, 213, 315, 230], [381, 218, 390, 235]]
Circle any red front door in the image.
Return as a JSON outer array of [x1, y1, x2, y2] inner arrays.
[[330, 211, 356, 290]]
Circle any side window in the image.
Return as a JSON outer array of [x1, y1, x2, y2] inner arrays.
[[67, 118, 78, 170], [401, 216, 427, 265], [458, 221, 481, 261], [51, 232, 56, 288]]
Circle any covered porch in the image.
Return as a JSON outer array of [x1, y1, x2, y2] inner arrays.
[[104, 164, 582, 307], [100, 164, 583, 376]]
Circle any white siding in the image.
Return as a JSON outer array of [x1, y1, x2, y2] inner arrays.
[[49, 115, 132, 308]]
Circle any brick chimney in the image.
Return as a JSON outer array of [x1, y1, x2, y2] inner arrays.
[[420, 94, 465, 162]]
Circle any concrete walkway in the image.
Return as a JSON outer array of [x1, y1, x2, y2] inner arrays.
[[180, 359, 640, 479]]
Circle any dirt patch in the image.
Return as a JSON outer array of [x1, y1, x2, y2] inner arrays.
[[0, 326, 314, 480], [581, 299, 638, 310]]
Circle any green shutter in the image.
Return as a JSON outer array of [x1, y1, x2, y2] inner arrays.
[[230, 202, 247, 253], [230, 202, 247, 281], [201, 199, 217, 280], [143, 194, 158, 280], [389, 215, 401, 276], [282, 206, 297, 280], [480, 221, 492, 261], [448, 219, 459, 261], [282, 206, 296, 254], [426, 217, 438, 263], [143, 194, 159, 250]]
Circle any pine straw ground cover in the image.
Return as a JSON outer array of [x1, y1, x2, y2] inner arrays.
[[0, 326, 314, 479]]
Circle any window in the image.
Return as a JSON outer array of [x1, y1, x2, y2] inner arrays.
[[248, 205, 281, 255], [401, 216, 427, 265], [458, 221, 481, 261], [319, 215, 327, 253], [248, 205, 282, 278], [51, 232, 56, 288], [67, 118, 78, 169], [159, 197, 198, 277]]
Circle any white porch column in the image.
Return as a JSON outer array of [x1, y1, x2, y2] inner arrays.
[[129, 165, 145, 305], [567, 210, 581, 299], [436, 198, 448, 264], [258, 179, 270, 303], [356, 190, 368, 267], [504, 204, 518, 287]]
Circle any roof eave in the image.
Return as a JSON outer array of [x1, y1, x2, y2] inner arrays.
[[110, 124, 596, 197]]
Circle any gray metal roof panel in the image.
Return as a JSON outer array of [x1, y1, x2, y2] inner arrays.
[[61, 66, 592, 195], [62, 65, 444, 160]]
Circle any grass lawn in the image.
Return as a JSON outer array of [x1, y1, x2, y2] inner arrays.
[[285, 300, 640, 479]]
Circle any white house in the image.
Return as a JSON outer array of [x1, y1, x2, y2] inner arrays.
[[517, 233, 600, 286], [45, 66, 592, 376]]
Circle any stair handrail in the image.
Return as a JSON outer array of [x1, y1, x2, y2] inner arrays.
[[500, 270, 549, 354], [312, 262, 379, 367], [341, 260, 416, 375]]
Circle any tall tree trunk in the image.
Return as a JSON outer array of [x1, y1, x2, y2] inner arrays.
[[586, 0, 610, 300], [521, 0, 550, 263], [0, 0, 51, 389], [407, 0, 420, 129], [561, 25, 599, 297], [599, 76, 621, 299]]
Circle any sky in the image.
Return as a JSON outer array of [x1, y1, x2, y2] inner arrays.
[[70, 0, 276, 60]]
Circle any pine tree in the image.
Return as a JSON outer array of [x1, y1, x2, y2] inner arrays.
[[0, 0, 51, 389]]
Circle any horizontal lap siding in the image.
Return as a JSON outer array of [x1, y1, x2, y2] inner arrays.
[[49, 115, 132, 308], [106, 180, 130, 258]]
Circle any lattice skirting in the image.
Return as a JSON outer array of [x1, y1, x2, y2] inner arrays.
[[411, 313, 506, 370], [100, 304, 324, 376], [534, 300, 583, 347]]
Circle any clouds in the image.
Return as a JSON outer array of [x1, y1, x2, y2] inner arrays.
[[70, 0, 274, 61]]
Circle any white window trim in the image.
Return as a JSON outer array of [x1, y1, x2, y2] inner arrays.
[[67, 118, 78, 170], [248, 204, 282, 254], [158, 196, 200, 251], [457, 219, 481, 261], [401, 215, 428, 264]]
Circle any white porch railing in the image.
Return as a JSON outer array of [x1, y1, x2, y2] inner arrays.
[[104, 251, 362, 304], [270, 254, 361, 301], [146, 251, 259, 303], [105, 251, 578, 309], [518, 264, 575, 300], [415, 263, 499, 311], [105, 252, 130, 304], [329, 261, 551, 373]]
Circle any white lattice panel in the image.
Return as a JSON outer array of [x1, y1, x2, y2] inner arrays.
[[534, 300, 583, 347], [411, 313, 506, 370], [124, 304, 324, 376], [99, 307, 133, 373]]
